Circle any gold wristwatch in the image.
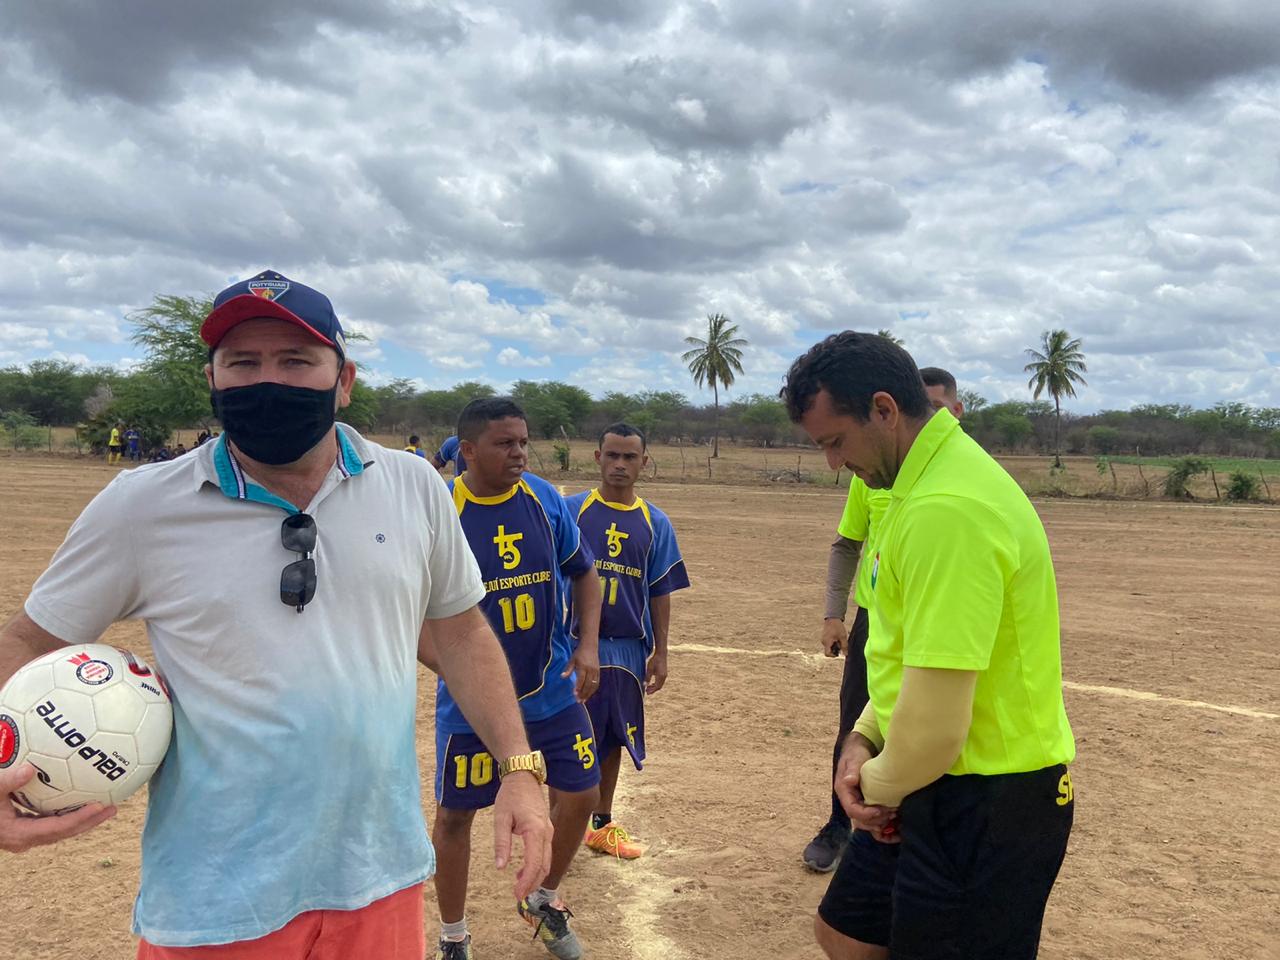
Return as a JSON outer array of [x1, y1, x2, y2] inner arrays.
[[498, 750, 547, 784]]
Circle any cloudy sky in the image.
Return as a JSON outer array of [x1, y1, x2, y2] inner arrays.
[[2, 0, 1279, 412]]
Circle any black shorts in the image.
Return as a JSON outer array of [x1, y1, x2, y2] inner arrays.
[[819, 764, 1074, 959]]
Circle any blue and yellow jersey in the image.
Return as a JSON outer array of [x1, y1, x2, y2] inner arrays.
[[436, 436, 467, 473], [436, 471, 594, 733], [564, 489, 690, 674]]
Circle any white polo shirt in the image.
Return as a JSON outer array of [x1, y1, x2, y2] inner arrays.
[[25, 426, 485, 947]]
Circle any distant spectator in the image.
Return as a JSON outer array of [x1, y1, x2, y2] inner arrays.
[[174, 443, 188, 457], [403, 435, 427, 458], [148, 447, 172, 463], [195, 430, 211, 448], [125, 426, 142, 463], [107, 423, 124, 465]]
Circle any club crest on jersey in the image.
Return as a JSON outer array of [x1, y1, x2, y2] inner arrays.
[[605, 522, 630, 558], [493, 525, 524, 570], [248, 279, 290, 301]]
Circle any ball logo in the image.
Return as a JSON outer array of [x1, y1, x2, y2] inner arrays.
[[74, 659, 114, 685], [0, 714, 18, 768]]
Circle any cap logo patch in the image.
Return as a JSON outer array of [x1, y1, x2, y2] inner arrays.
[[248, 279, 290, 301]]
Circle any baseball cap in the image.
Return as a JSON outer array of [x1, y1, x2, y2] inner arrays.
[[200, 270, 347, 359]]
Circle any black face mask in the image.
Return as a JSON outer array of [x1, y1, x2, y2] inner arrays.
[[210, 378, 339, 466]]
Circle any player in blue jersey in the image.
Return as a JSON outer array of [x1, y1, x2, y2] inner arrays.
[[433, 398, 603, 960], [124, 425, 142, 462], [564, 423, 690, 861], [432, 434, 467, 475]]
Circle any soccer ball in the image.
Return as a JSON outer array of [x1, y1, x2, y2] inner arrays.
[[0, 644, 173, 815]]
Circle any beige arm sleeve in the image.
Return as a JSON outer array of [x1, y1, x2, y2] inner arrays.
[[858, 667, 978, 807]]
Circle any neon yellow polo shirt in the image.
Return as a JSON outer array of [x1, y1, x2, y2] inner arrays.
[[867, 408, 1075, 776], [836, 477, 893, 609]]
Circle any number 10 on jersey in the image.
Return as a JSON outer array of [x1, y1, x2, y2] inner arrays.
[[497, 593, 536, 632]]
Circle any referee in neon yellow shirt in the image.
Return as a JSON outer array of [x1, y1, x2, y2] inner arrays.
[[782, 332, 1075, 960]]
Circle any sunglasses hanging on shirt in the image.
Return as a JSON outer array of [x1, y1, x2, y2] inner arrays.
[[280, 513, 318, 613]]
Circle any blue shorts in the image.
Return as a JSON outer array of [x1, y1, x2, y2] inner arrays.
[[435, 703, 602, 810], [584, 665, 646, 770]]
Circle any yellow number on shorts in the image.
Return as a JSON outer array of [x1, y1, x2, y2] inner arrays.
[[1056, 770, 1074, 806], [454, 751, 495, 789], [497, 593, 536, 633], [598, 575, 619, 606]]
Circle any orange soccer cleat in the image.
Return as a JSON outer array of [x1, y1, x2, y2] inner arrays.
[[584, 821, 645, 859]]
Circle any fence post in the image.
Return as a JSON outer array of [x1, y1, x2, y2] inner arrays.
[[706, 456, 712, 480], [1259, 468, 1273, 501], [1210, 466, 1221, 500]]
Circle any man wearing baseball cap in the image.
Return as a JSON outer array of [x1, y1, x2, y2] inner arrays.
[[0, 270, 553, 959]]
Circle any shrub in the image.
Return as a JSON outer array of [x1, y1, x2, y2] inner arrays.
[[1225, 471, 1261, 502], [552, 441, 570, 472], [1162, 456, 1211, 498], [1, 410, 45, 450], [13, 426, 46, 450]]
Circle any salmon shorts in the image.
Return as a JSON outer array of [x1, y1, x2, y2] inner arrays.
[[136, 883, 424, 960]]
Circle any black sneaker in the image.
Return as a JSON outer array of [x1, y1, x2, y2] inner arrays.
[[435, 934, 473, 960], [517, 895, 583, 959], [803, 820, 850, 872]]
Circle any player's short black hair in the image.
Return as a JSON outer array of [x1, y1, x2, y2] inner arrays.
[[781, 331, 931, 423], [408, 434, 420, 445], [599, 422, 647, 451], [919, 367, 957, 395], [457, 397, 527, 442]]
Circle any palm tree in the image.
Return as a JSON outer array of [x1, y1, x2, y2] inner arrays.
[[682, 313, 748, 458], [1024, 329, 1088, 468], [877, 328, 904, 346]]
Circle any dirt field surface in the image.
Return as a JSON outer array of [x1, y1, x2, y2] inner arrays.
[[1, 454, 1277, 960]]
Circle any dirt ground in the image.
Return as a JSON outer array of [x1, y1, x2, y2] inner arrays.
[[1, 454, 1277, 960]]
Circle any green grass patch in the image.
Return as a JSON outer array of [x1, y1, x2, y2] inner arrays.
[[1109, 455, 1280, 476]]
